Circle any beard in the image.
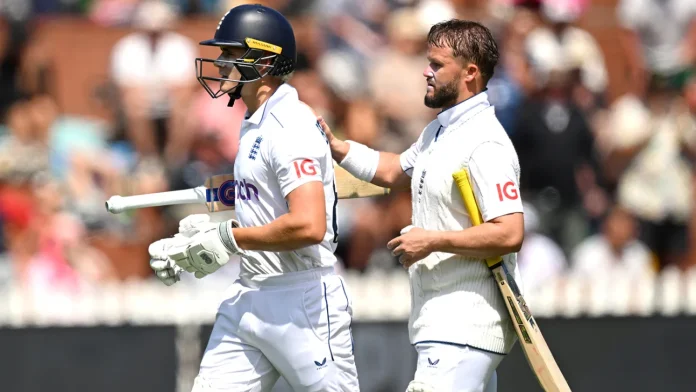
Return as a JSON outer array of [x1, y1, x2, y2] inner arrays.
[[424, 77, 460, 109]]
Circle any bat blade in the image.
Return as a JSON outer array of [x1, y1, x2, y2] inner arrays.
[[492, 263, 571, 392], [452, 168, 571, 392], [105, 164, 389, 214], [334, 165, 390, 199]]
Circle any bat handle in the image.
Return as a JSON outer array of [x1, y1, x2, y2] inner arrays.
[[105, 195, 127, 214], [105, 187, 207, 214]]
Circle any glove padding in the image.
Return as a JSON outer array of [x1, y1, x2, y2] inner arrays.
[[167, 214, 246, 279], [178, 214, 215, 236], [406, 381, 436, 392], [148, 234, 189, 286]]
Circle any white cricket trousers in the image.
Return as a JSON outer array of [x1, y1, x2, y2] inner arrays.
[[192, 267, 360, 392], [408, 342, 504, 392]]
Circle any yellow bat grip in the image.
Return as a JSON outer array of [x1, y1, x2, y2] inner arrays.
[[452, 168, 503, 269]]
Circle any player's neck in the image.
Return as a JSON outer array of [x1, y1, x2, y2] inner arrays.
[[450, 81, 485, 108], [242, 83, 281, 115], [458, 76, 487, 101], [453, 90, 475, 106]]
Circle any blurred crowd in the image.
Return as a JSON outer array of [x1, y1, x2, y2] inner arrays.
[[0, 0, 695, 297]]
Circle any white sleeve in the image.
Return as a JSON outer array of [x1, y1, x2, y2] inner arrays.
[[468, 142, 524, 222], [399, 130, 427, 177], [270, 131, 325, 198]]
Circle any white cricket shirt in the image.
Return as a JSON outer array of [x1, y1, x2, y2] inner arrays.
[[399, 91, 524, 354], [232, 84, 338, 277]]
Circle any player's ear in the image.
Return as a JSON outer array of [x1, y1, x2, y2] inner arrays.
[[463, 63, 478, 83]]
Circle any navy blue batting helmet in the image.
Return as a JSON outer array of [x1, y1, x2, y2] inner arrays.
[[195, 4, 297, 104]]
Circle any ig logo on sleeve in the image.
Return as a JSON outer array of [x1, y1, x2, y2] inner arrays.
[[293, 159, 317, 178], [496, 182, 518, 201]]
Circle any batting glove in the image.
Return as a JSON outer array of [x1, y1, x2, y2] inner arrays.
[[406, 381, 436, 392], [178, 214, 216, 236], [148, 234, 190, 286], [167, 215, 246, 279]]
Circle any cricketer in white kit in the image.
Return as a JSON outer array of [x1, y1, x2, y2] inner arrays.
[[319, 20, 525, 392], [147, 4, 358, 392]]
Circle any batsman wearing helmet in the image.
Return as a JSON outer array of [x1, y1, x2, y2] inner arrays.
[[319, 20, 524, 392], [147, 5, 359, 391]]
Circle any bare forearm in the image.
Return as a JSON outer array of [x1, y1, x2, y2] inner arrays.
[[372, 152, 410, 189], [232, 214, 323, 252], [430, 224, 523, 259]]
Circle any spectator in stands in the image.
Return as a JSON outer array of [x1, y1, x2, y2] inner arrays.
[[0, 179, 35, 287], [0, 98, 50, 180], [516, 202, 568, 292], [570, 205, 655, 281], [291, 53, 335, 128], [26, 173, 117, 293], [314, 0, 388, 103], [486, 7, 537, 134], [511, 51, 606, 254], [109, 0, 198, 166], [166, 89, 241, 211], [445, 0, 512, 38], [0, 96, 50, 288], [369, 7, 437, 154], [89, 0, 141, 27], [525, 0, 608, 116], [602, 75, 696, 269], [617, 0, 696, 98], [14, 93, 119, 231]]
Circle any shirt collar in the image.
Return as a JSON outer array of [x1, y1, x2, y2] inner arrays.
[[244, 83, 297, 125], [436, 90, 491, 128]]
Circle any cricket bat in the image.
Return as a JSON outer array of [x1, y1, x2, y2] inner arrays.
[[452, 168, 571, 392], [105, 164, 390, 214]]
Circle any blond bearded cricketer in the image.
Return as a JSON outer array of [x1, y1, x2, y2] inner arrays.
[[319, 20, 525, 392], [147, 4, 359, 391]]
